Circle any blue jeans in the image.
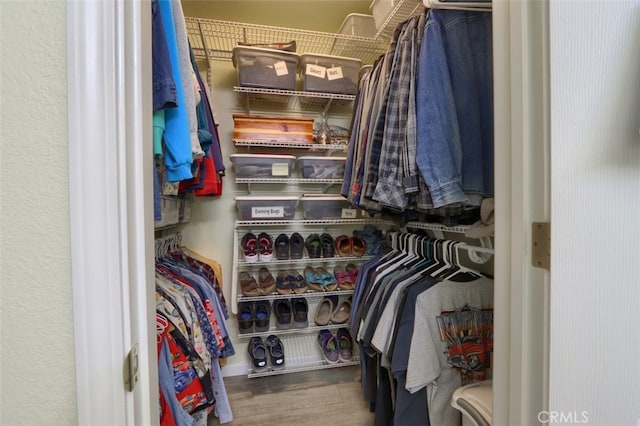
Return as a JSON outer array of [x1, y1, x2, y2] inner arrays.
[[416, 10, 494, 208]]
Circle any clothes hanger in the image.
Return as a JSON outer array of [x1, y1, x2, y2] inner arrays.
[[440, 242, 483, 280]]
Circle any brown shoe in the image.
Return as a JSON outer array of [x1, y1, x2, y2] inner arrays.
[[330, 298, 351, 324], [239, 271, 259, 297], [258, 267, 276, 295], [314, 297, 334, 326]]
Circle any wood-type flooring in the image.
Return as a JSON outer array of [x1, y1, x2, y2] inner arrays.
[[208, 366, 374, 425]]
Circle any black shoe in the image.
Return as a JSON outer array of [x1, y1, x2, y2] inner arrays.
[[273, 299, 292, 330], [265, 335, 285, 370], [237, 301, 254, 334], [275, 233, 290, 260], [291, 297, 308, 329], [320, 233, 335, 258], [254, 300, 271, 332], [305, 233, 322, 258], [247, 336, 268, 372], [290, 232, 305, 259]]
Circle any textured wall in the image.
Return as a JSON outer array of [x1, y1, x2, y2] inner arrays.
[[0, 1, 77, 424]]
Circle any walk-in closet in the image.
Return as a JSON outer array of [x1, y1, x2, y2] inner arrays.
[[152, 0, 501, 424]]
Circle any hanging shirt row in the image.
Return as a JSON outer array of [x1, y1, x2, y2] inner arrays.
[[152, 0, 226, 223], [350, 231, 494, 426], [342, 8, 493, 225], [155, 233, 235, 426]]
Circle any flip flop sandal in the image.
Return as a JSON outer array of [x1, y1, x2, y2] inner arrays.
[[351, 236, 367, 257], [345, 263, 359, 284], [258, 267, 276, 295], [335, 235, 352, 257], [276, 270, 292, 295], [258, 233, 273, 262], [304, 266, 324, 292], [239, 271, 260, 297], [241, 232, 259, 263], [275, 233, 290, 260], [287, 269, 307, 294], [333, 265, 354, 290], [315, 267, 338, 291]]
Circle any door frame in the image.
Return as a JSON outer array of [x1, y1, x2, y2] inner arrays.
[[68, 0, 551, 424], [67, 0, 157, 424], [493, 0, 550, 424]]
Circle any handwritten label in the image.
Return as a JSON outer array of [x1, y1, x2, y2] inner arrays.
[[271, 163, 289, 177], [274, 61, 289, 76], [305, 63, 326, 79], [327, 66, 344, 81], [252, 206, 285, 218], [341, 208, 357, 219]]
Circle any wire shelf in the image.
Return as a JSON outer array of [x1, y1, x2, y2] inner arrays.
[[186, 17, 390, 65], [234, 140, 349, 153], [237, 289, 354, 303], [235, 218, 389, 227], [236, 177, 343, 185], [236, 255, 371, 268], [238, 322, 351, 340]]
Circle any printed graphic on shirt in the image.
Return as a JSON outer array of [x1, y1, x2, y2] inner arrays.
[[436, 305, 493, 385]]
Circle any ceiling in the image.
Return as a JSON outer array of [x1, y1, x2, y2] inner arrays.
[[180, 0, 373, 33]]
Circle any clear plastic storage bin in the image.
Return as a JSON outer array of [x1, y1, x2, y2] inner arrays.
[[338, 13, 378, 38], [299, 53, 362, 95], [232, 46, 299, 90], [297, 156, 346, 179], [235, 195, 299, 220], [300, 194, 359, 219], [230, 154, 297, 178]]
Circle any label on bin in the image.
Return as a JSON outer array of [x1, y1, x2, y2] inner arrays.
[[252, 206, 285, 218], [274, 61, 289, 76], [327, 66, 344, 81], [272, 163, 289, 176], [305, 64, 326, 79], [341, 208, 357, 219]]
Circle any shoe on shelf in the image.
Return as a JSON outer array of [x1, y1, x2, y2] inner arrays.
[[258, 267, 276, 295], [237, 301, 254, 334], [287, 269, 307, 294], [265, 335, 285, 370], [333, 265, 354, 290], [331, 298, 351, 324], [273, 299, 292, 330], [291, 297, 308, 329], [304, 266, 323, 292], [351, 236, 367, 257], [315, 266, 338, 291], [247, 336, 268, 372], [254, 300, 271, 333], [239, 271, 260, 297], [257, 232, 274, 262], [320, 233, 335, 258], [317, 329, 339, 364], [345, 263, 359, 284], [305, 233, 322, 259], [276, 270, 292, 295], [275, 233, 290, 260], [290, 232, 305, 259], [337, 328, 353, 362], [241, 232, 259, 263], [314, 297, 334, 326], [335, 234, 352, 257]]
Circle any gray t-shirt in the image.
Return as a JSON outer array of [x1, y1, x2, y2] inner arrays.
[[406, 276, 494, 426]]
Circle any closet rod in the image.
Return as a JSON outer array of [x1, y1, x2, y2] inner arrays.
[[458, 243, 494, 255]]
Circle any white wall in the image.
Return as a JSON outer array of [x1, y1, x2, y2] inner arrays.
[[0, 1, 77, 424], [549, 1, 640, 425]]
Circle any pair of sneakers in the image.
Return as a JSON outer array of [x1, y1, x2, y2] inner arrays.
[[317, 328, 353, 364], [242, 232, 273, 262], [247, 335, 285, 372]]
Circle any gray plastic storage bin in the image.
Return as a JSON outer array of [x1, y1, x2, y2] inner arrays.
[[230, 154, 297, 178], [235, 195, 299, 220], [299, 53, 362, 95], [297, 156, 346, 179], [300, 194, 358, 219], [338, 13, 378, 38], [232, 46, 299, 90]]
